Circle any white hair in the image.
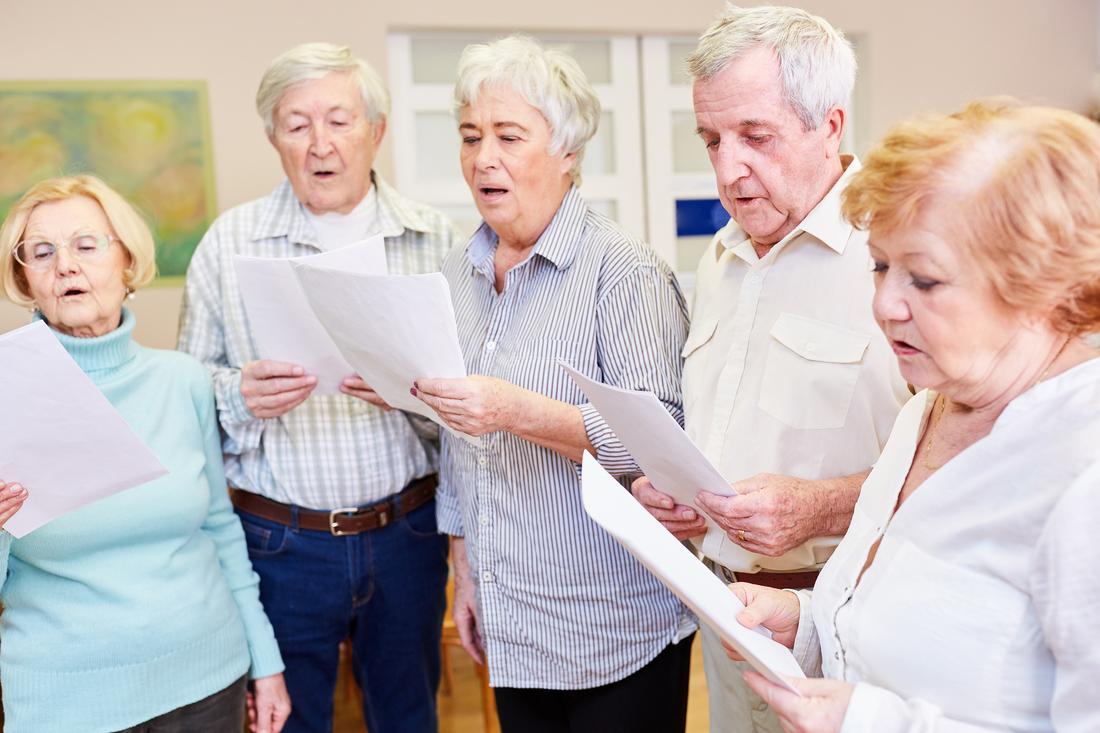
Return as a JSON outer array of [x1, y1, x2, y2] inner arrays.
[[256, 42, 390, 135], [452, 34, 600, 186], [686, 4, 856, 131]]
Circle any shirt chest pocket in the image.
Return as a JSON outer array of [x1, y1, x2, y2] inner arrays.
[[681, 316, 720, 413], [758, 313, 870, 430]]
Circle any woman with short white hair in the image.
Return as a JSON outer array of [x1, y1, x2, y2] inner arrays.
[[412, 34, 696, 733]]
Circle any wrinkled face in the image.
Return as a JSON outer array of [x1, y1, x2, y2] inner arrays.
[[693, 47, 840, 247], [869, 209, 1031, 403], [22, 196, 131, 338], [269, 71, 385, 215], [459, 88, 575, 247]]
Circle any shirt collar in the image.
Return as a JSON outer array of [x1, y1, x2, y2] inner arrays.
[[463, 185, 587, 276], [716, 155, 861, 261], [250, 171, 435, 246]]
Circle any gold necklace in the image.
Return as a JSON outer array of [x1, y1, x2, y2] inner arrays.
[[922, 395, 947, 470], [924, 336, 1072, 471]]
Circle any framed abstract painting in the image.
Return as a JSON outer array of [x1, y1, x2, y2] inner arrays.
[[0, 80, 217, 283]]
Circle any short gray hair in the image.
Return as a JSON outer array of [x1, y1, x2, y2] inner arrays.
[[452, 34, 600, 187], [686, 4, 856, 131], [256, 42, 390, 135]]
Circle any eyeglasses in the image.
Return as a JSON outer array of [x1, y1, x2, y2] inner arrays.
[[11, 231, 120, 270]]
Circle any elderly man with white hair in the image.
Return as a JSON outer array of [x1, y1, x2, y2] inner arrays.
[[178, 43, 464, 733], [408, 34, 695, 733], [630, 6, 910, 733]]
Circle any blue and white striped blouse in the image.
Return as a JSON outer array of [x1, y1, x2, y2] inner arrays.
[[436, 187, 694, 689]]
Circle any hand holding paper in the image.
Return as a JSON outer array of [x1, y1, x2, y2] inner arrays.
[[581, 452, 805, 694], [559, 360, 735, 530], [0, 322, 168, 538], [292, 263, 482, 447], [233, 235, 388, 395]]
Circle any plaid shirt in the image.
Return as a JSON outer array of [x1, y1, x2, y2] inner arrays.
[[177, 173, 464, 509]]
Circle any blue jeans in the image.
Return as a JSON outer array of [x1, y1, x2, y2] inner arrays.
[[237, 497, 449, 733]]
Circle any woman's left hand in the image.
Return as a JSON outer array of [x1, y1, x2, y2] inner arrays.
[[413, 376, 523, 437], [247, 673, 291, 733], [743, 670, 853, 733]]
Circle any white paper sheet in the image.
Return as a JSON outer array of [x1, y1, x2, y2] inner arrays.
[[559, 360, 734, 529], [292, 263, 482, 447], [581, 452, 805, 694], [0, 322, 169, 538], [233, 235, 388, 395]]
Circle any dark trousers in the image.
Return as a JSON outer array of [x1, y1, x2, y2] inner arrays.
[[112, 675, 247, 733], [238, 499, 449, 733], [494, 632, 696, 733]]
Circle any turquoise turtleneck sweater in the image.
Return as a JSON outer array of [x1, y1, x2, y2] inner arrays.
[[0, 309, 284, 732]]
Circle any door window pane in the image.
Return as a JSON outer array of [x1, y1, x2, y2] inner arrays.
[[415, 112, 462, 179], [585, 111, 616, 175], [671, 111, 710, 174]]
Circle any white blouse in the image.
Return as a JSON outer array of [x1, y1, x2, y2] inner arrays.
[[794, 358, 1100, 732]]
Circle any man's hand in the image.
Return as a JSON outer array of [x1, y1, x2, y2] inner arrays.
[[694, 471, 867, 556], [240, 360, 317, 418], [720, 583, 801, 660], [247, 673, 291, 733], [743, 671, 853, 733], [451, 537, 485, 665], [413, 376, 522, 437], [630, 476, 706, 540], [340, 375, 393, 409]]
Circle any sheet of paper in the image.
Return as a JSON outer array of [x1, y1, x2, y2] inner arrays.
[[233, 235, 388, 395], [292, 262, 482, 447], [581, 452, 805, 694], [559, 360, 734, 529], [0, 322, 169, 538]]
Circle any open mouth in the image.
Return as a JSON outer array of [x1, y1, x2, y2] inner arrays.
[[61, 288, 86, 297], [312, 170, 336, 179], [481, 187, 508, 196], [891, 338, 920, 355]]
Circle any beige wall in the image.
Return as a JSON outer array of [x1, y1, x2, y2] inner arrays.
[[1, 0, 1095, 345]]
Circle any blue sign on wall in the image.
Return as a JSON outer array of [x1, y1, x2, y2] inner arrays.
[[675, 198, 729, 237]]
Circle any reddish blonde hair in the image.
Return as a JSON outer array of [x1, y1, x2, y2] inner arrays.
[[0, 175, 157, 308], [842, 100, 1100, 334]]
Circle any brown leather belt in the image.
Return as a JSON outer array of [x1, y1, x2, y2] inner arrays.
[[737, 570, 819, 590], [230, 475, 438, 536]]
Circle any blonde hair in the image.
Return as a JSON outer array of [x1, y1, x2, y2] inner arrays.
[[842, 99, 1100, 334], [452, 34, 600, 187], [685, 4, 856, 131], [0, 175, 157, 307], [256, 42, 389, 135]]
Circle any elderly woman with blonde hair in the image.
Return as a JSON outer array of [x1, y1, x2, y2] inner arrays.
[[722, 100, 1100, 732], [407, 34, 695, 733], [0, 175, 289, 733]]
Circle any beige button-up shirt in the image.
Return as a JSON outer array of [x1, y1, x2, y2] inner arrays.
[[684, 157, 911, 573]]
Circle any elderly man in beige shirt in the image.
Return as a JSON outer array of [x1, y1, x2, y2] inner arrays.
[[632, 6, 910, 733]]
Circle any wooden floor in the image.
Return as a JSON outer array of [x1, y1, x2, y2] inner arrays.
[[334, 634, 709, 732]]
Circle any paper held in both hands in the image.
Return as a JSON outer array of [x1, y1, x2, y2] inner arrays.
[[233, 235, 480, 447], [558, 360, 735, 530], [290, 262, 482, 448], [233, 235, 389, 395], [581, 452, 805, 694], [0, 322, 168, 538]]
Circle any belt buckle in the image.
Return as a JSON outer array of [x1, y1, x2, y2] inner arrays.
[[329, 507, 360, 536]]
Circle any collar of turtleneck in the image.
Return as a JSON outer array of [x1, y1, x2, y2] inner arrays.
[[33, 307, 140, 377]]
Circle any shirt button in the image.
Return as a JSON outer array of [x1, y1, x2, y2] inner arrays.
[[482, 571, 492, 582], [485, 340, 496, 351], [480, 515, 489, 526], [805, 342, 816, 352], [478, 456, 487, 467], [835, 652, 841, 660], [750, 275, 760, 284]]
